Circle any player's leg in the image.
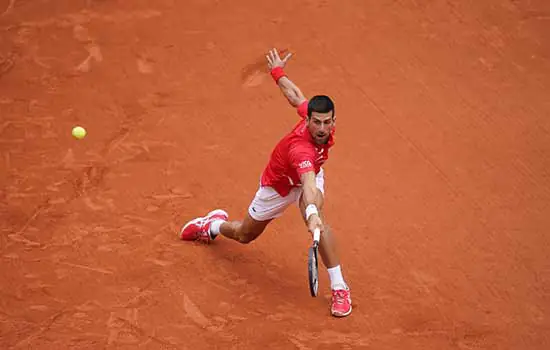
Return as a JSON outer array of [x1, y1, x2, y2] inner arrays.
[[180, 210, 272, 244], [211, 185, 299, 243], [298, 192, 346, 285], [298, 193, 340, 270], [298, 170, 351, 317], [180, 185, 297, 244], [211, 214, 272, 244]]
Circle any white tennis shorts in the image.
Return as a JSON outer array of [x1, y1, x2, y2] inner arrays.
[[248, 168, 325, 221]]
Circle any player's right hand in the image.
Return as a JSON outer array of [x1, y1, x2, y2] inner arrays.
[[307, 214, 324, 237], [266, 48, 293, 70]]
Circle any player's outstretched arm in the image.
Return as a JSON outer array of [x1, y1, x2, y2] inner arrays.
[[300, 171, 324, 235], [266, 48, 307, 108]]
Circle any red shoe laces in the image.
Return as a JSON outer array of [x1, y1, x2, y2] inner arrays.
[[332, 290, 348, 304]]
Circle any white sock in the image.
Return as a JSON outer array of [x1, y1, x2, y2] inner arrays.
[[209, 220, 224, 237], [327, 265, 347, 290]]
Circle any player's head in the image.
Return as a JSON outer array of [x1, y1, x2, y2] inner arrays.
[[307, 95, 335, 145]]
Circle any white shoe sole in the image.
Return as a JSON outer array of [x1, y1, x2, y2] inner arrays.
[[332, 305, 352, 317], [206, 209, 228, 220]]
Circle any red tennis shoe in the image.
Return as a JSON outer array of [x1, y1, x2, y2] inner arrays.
[[331, 285, 352, 317], [179, 209, 228, 243]]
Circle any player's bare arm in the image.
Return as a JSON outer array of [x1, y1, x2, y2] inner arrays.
[[300, 170, 324, 234], [266, 48, 307, 108]]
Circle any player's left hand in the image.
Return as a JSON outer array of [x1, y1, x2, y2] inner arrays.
[[266, 48, 292, 70]]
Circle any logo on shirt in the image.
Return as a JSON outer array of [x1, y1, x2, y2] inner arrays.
[[299, 160, 313, 169]]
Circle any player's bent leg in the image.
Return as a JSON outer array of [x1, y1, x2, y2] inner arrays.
[[183, 185, 294, 244], [209, 184, 296, 243], [180, 209, 271, 244]]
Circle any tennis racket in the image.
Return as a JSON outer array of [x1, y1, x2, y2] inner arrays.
[[308, 228, 321, 297]]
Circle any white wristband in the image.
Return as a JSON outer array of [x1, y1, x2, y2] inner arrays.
[[305, 204, 319, 221]]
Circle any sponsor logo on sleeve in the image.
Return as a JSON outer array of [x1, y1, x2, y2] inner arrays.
[[299, 160, 313, 169]]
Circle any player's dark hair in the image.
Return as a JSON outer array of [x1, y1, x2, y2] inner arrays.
[[307, 95, 335, 118]]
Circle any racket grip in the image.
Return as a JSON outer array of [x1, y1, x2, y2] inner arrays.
[[313, 228, 321, 243]]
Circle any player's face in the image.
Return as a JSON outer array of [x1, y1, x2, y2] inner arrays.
[[307, 111, 335, 145]]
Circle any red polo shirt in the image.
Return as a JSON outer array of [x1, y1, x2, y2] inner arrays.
[[260, 100, 335, 197]]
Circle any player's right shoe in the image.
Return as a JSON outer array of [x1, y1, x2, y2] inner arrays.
[[331, 285, 352, 317], [179, 209, 228, 243]]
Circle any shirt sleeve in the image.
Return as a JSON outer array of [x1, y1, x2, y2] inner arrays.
[[296, 100, 309, 119], [289, 142, 316, 175]]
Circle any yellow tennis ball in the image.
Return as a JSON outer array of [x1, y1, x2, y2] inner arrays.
[[72, 126, 87, 140]]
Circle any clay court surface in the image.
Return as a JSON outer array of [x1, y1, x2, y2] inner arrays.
[[1, 0, 549, 349]]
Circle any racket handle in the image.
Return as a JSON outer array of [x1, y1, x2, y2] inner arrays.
[[313, 228, 321, 244]]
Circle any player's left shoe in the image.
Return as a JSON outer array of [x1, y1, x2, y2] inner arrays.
[[331, 285, 352, 317], [179, 209, 228, 243]]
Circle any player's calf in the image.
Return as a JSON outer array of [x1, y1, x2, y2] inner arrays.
[[211, 213, 271, 244]]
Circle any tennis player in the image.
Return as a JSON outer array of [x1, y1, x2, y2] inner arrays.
[[179, 48, 352, 317]]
